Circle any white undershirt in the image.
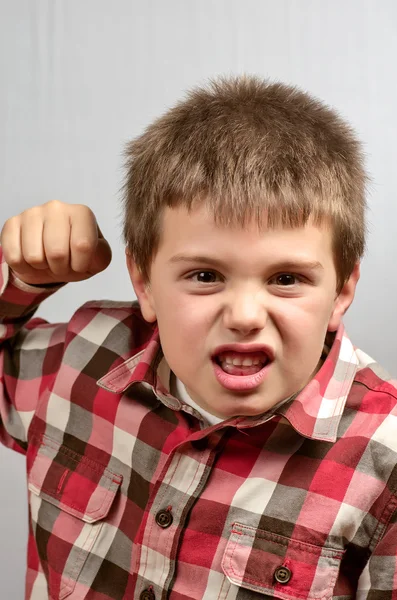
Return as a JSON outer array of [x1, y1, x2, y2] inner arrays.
[[173, 377, 224, 426]]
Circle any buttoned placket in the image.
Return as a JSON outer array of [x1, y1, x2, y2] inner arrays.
[[134, 431, 222, 598]]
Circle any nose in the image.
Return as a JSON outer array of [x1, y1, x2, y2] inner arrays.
[[222, 288, 267, 335]]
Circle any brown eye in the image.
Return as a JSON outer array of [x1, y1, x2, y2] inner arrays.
[[275, 274, 297, 286], [194, 271, 218, 283]]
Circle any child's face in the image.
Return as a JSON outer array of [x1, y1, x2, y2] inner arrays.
[[128, 204, 359, 419]]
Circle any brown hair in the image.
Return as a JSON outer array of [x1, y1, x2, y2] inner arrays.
[[122, 75, 367, 292]]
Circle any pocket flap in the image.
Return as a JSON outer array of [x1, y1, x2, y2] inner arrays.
[[222, 522, 344, 600], [28, 435, 122, 523]]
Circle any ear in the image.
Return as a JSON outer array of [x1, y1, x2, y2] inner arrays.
[[327, 262, 360, 332], [125, 249, 157, 323]]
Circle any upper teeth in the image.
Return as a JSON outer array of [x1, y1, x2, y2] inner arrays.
[[220, 355, 262, 367]]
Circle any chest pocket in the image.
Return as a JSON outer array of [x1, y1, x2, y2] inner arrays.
[[27, 435, 122, 600], [222, 523, 344, 600]]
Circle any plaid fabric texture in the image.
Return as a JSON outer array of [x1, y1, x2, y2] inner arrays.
[[1, 246, 397, 600]]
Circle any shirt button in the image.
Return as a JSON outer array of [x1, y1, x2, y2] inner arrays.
[[155, 509, 173, 528], [140, 589, 155, 600], [274, 565, 292, 584]]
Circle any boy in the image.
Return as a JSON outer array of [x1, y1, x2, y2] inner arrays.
[[1, 76, 396, 600]]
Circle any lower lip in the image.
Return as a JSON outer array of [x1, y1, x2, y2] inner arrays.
[[212, 360, 272, 392]]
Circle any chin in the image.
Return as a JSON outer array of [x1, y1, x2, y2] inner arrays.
[[220, 400, 273, 418]]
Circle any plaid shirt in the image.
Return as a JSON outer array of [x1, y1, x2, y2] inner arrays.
[[1, 248, 397, 600]]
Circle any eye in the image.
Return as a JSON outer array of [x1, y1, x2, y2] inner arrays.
[[187, 270, 220, 284], [271, 273, 300, 286]]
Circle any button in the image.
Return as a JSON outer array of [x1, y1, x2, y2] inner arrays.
[[155, 509, 173, 528], [274, 565, 292, 584], [140, 589, 155, 600]]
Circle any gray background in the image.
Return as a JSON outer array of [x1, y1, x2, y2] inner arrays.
[[1, 1, 396, 597]]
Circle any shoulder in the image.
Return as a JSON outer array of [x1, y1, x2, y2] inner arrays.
[[344, 347, 397, 457], [70, 298, 146, 323], [353, 347, 397, 399], [64, 298, 156, 353]]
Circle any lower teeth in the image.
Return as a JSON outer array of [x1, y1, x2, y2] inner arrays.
[[220, 362, 264, 373]]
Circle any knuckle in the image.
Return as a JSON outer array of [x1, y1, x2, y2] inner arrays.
[[0, 225, 9, 243], [24, 252, 44, 265], [3, 215, 18, 230], [24, 205, 42, 218], [46, 199, 64, 209], [4, 252, 21, 267], [46, 248, 67, 261], [74, 204, 95, 221], [72, 238, 93, 253], [74, 203, 92, 213]]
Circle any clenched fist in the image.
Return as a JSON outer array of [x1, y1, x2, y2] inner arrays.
[[0, 200, 112, 286]]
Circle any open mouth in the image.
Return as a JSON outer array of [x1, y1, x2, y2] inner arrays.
[[213, 351, 270, 377], [210, 345, 274, 391]]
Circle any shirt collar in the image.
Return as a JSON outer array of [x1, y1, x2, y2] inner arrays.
[[259, 324, 359, 442], [96, 326, 181, 411], [97, 323, 359, 442]]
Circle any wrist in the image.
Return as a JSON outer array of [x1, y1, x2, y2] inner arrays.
[[9, 270, 64, 289]]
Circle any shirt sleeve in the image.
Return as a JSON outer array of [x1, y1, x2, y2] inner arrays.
[[356, 503, 397, 597], [0, 246, 67, 454]]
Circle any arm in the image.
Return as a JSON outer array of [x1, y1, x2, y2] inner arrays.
[[0, 251, 66, 453], [0, 200, 112, 454]]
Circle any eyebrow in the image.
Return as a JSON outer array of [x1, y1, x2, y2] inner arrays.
[[168, 254, 324, 272]]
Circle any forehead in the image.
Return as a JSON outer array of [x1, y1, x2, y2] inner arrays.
[[155, 205, 335, 269]]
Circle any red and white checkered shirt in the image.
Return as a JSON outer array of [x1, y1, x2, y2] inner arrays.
[[1, 246, 397, 600]]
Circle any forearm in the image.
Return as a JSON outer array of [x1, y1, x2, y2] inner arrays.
[[0, 247, 64, 334]]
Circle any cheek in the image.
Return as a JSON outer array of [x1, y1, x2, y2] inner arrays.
[[158, 289, 217, 324], [155, 295, 215, 354], [155, 305, 211, 377], [274, 296, 334, 345]]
